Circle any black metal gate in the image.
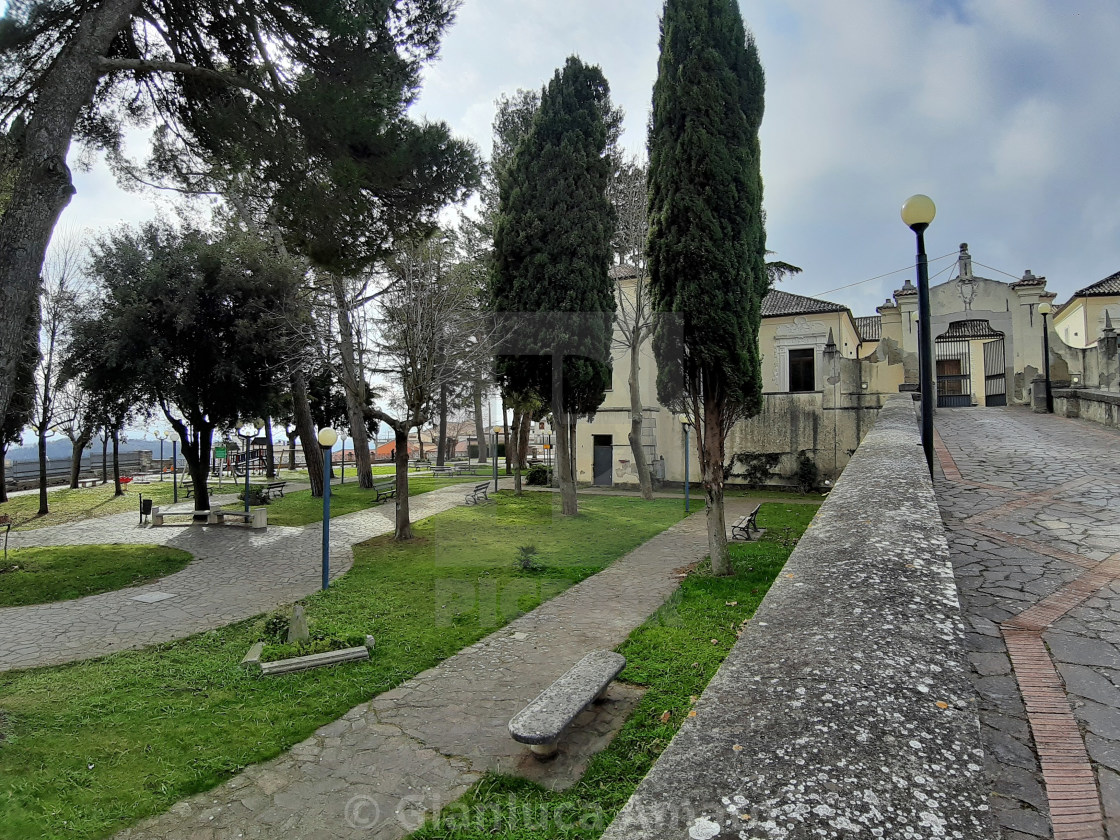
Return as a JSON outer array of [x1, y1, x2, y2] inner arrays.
[[935, 337, 972, 407], [983, 337, 1007, 406]]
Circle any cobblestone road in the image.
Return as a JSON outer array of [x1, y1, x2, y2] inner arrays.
[[0, 482, 494, 672], [936, 408, 1120, 840]]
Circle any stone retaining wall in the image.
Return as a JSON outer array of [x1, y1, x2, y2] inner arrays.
[[1054, 387, 1120, 430], [601, 394, 995, 840]]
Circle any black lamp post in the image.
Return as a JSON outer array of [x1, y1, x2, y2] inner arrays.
[[153, 430, 167, 481], [317, 426, 337, 589], [901, 194, 937, 475], [168, 430, 180, 502], [238, 419, 263, 513], [1038, 302, 1053, 413]]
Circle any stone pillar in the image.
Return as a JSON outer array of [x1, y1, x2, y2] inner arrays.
[[1030, 377, 1049, 413]]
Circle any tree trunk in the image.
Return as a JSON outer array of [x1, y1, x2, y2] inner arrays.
[[518, 412, 531, 469], [393, 425, 413, 540], [627, 342, 654, 500], [111, 425, 122, 496], [329, 273, 374, 488], [37, 426, 49, 516], [436, 384, 448, 467], [264, 416, 276, 479], [101, 433, 108, 483], [502, 397, 511, 475], [511, 406, 523, 495], [473, 380, 487, 464], [288, 433, 296, 470], [416, 426, 425, 461], [168, 416, 214, 514], [0, 0, 142, 424], [290, 370, 323, 497], [570, 419, 577, 486], [68, 424, 92, 489], [700, 390, 731, 575], [0, 444, 7, 504]]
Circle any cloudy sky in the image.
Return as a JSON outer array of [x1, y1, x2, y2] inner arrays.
[[56, 0, 1120, 317]]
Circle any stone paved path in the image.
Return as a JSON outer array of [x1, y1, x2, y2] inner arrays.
[[935, 408, 1120, 840], [111, 499, 739, 840], [0, 481, 493, 672]]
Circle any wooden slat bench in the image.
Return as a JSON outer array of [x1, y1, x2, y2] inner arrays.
[[208, 507, 267, 529], [508, 650, 626, 758], [263, 481, 287, 499], [464, 482, 490, 505], [151, 508, 210, 526], [730, 504, 762, 541], [373, 480, 396, 503]]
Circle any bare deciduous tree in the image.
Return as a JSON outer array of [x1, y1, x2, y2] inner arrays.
[[608, 156, 655, 500]]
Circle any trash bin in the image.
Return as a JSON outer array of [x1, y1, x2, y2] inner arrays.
[[140, 496, 153, 523]]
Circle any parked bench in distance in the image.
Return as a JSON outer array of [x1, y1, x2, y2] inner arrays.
[[731, 504, 761, 541], [373, 479, 396, 503], [508, 650, 626, 759], [263, 481, 287, 499], [464, 482, 490, 505]]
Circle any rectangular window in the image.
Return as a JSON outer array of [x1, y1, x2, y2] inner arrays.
[[788, 348, 815, 392]]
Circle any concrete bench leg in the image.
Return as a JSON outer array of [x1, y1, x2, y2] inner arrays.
[[530, 742, 558, 759]]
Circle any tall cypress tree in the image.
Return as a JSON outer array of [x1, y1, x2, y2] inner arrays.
[[648, 0, 768, 573], [491, 56, 617, 515]]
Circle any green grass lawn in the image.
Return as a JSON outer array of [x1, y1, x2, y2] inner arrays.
[[0, 493, 687, 840], [408, 502, 820, 840], [0, 545, 193, 607], [264, 475, 481, 526], [0, 482, 185, 531]]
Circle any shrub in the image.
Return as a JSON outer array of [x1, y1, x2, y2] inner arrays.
[[526, 465, 552, 486], [515, 544, 543, 572], [238, 484, 269, 505], [725, 451, 782, 485], [795, 451, 820, 493]]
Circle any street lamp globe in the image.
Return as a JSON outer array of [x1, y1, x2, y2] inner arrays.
[[900, 194, 937, 231], [1038, 302, 1052, 316], [677, 413, 689, 426], [168, 431, 180, 443], [317, 427, 338, 448]]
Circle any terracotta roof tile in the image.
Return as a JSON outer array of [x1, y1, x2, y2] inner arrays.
[[762, 289, 847, 317]]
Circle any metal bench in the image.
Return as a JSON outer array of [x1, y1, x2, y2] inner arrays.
[[430, 465, 454, 478], [464, 481, 490, 505], [373, 479, 396, 503], [151, 507, 210, 526], [263, 481, 287, 499], [731, 504, 762, 541], [208, 507, 267, 529], [508, 650, 626, 758]]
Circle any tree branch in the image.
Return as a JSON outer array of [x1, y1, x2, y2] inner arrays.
[[95, 58, 274, 100]]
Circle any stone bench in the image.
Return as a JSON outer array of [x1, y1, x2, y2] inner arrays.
[[508, 650, 626, 759], [730, 504, 761, 541], [209, 507, 267, 529], [76, 477, 100, 488], [151, 507, 210, 526]]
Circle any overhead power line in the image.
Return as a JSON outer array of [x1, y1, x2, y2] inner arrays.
[[816, 251, 957, 297]]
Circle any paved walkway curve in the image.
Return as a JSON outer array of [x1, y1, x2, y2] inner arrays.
[[935, 407, 1120, 840], [0, 481, 496, 672], [112, 499, 746, 840]]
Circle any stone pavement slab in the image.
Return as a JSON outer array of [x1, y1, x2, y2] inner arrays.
[[112, 500, 730, 840], [0, 482, 493, 672], [936, 407, 1120, 840]]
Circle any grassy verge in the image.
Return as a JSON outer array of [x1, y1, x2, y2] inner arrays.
[[408, 501, 819, 840], [0, 545, 193, 607], [263, 475, 480, 526], [0, 493, 686, 840], [0, 482, 182, 531]]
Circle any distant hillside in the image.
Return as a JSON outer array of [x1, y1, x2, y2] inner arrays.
[[5, 439, 157, 463]]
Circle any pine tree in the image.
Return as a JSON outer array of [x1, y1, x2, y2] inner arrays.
[[491, 56, 618, 515], [647, 0, 768, 574]]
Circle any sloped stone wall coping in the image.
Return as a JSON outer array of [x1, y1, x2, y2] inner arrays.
[[601, 394, 995, 840]]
